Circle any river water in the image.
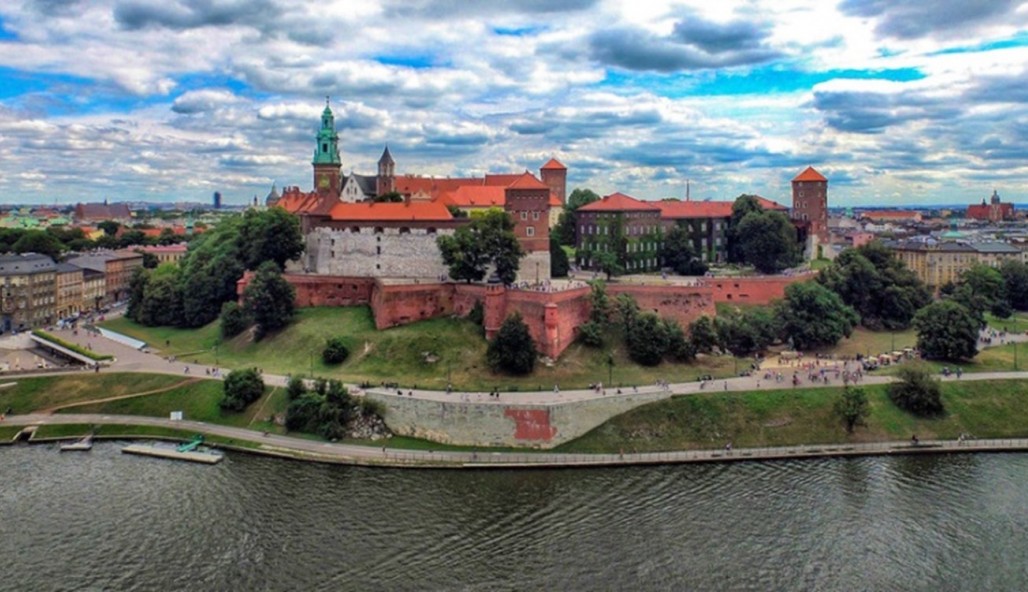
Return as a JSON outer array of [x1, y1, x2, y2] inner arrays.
[[2, 443, 1026, 591]]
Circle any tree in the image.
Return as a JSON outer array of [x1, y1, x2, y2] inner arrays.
[[594, 250, 623, 280], [118, 229, 148, 248], [664, 318, 696, 362], [243, 260, 296, 339], [614, 293, 639, 331], [735, 210, 800, 274], [716, 307, 780, 357], [1000, 260, 1028, 311], [818, 241, 931, 330], [140, 251, 159, 269], [126, 267, 149, 322], [286, 375, 307, 401], [486, 312, 537, 374], [97, 220, 120, 236], [834, 386, 870, 433], [220, 368, 264, 412], [888, 364, 944, 417], [626, 312, 670, 366], [688, 315, 720, 353], [179, 216, 246, 327], [951, 264, 1009, 321], [138, 264, 184, 327], [913, 300, 979, 361], [552, 188, 600, 246], [727, 195, 764, 263], [437, 209, 524, 284], [550, 238, 569, 278], [11, 230, 65, 260], [373, 191, 404, 203], [588, 281, 612, 324], [219, 301, 250, 339], [238, 207, 304, 270], [322, 337, 349, 364], [776, 281, 859, 350], [659, 226, 708, 276]]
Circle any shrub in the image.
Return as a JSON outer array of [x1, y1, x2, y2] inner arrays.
[[322, 337, 349, 365], [219, 301, 250, 339], [888, 364, 944, 418], [467, 300, 484, 326], [220, 368, 264, 412], [486, 312, 537, 375], [577, 321, 604, 347], [626, 312, 670, 366]]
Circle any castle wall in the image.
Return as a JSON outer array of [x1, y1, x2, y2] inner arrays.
[[606, 283, 716, 329], [370, 282, 454, 329], [699, 273, 813, 306], [307, 226, 453, 279]]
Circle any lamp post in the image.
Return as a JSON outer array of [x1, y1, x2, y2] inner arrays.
[[607, 352, 614, 385], [310, 350, 314, 378]]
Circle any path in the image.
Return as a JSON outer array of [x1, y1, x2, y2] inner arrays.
[[41, 378, 202, 413], [3, 413, 1027, 469]]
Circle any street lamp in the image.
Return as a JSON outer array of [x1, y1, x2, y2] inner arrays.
[[607, 352, 614, 385]]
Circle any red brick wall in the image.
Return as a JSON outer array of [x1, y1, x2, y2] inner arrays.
[[370, 282, 453, 329], [237, 273, 376, 308], [700, 273, 813, 305], [606, 283, 716, 329]]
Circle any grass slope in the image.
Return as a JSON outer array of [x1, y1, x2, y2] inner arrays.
[[0, 373, 187, 414], [559, 380, 1028, 453]]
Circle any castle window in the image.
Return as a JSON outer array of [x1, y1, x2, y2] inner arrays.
[[427, 227, 436, 235], [351, 226, 360, 233], [377, 246, 381, 255], [399, 227, 410, 234], [521, 211, 528, 220], [374, 227, 384, 234], [527, 227, 535, 237], [532, 211, 539, 221]]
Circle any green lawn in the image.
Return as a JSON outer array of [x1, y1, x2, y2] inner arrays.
[[986, 312, 1028, 334], [0, 425, 22, 441], [880, 343, 1026, 375], [0, 373, 190, 414], [62, 379, 274, 428], [811, 326, 917, 358], [809, 258, 832, 271], [29, 423, 261, 449], [558, 379, 1028, 453]]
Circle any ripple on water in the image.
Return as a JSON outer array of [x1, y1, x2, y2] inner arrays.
[[2, 444, 1028, 591]]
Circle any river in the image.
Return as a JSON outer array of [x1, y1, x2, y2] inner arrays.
[[2, 443, 1026, 591]]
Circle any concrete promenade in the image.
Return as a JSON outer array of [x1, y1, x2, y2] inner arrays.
[[4, 413, 1028, 469]]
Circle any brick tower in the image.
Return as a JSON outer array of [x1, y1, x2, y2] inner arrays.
[[376, 146, 395, 196], [505, 172, 552, 282], [539, 158, 567, 205], [791, 166, 828, 243], [312, 98, 342, 196]]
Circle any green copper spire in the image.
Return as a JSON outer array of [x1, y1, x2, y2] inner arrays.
[[313, 96, 341, 166]]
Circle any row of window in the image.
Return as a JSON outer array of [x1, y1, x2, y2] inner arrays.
[[519, 211, 541, 221]]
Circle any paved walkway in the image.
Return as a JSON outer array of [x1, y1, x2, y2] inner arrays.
[[4, 413, 1027, 469]]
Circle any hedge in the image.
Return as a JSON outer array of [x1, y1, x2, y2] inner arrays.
[[31, 330, 114, 362]]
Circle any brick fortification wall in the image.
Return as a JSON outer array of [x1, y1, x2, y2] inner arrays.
[[243, 272, 804, 358], [700, 273, 813, 305]]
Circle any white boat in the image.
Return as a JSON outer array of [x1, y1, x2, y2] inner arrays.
[[60, 434, 93, 452]]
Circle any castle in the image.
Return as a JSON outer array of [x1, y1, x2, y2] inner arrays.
[[272, 99, 564, 282]]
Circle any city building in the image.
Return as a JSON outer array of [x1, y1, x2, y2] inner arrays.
[[790, 167, 829, 244], [886, 239, 1022, 291], [0, 253, 57, 331], [73, 201, 133, 223], [66, 249, 143, 304], [576, 193, 663, 273], [656, 200, 733, 263], [81, 268, 105, 311], [138, 243, 189, 265], [966, 190, 1014, 222], [859, 210, 923, 224], [55, 262, 84, 319]]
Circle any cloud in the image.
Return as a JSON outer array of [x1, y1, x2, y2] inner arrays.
[[113, 0, 281, 31], [588, 12, 782, 72], [382, 0, 598, 17], [838, 0, 1025, 40], [171, 89, 242, 114]]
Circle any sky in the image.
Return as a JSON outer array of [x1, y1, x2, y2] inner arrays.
[[0, 0, 1025, 207]]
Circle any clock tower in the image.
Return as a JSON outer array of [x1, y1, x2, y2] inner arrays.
[[312, 97, 342, 196]]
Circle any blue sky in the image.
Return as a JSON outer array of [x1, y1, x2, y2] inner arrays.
[[0, 0, 1025, 206]]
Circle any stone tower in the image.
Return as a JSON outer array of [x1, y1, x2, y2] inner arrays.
[[539, 158, 567, 205], [791, 166, 828, 243], [376, 146, 395, 196], [312, 98, 342, 196]]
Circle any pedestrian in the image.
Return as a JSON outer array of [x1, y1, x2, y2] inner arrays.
[[724, 381, 728, 391]]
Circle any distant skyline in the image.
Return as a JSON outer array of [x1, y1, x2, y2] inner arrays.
[[0, 1, 1025, 206]]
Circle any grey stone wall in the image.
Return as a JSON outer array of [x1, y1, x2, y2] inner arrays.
[[363, 389, 672, 448], [518, 250, 552, 283], [307, 226, 454, 279]]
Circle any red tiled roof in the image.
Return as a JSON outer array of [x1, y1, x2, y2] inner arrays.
[[861, 210, 920, 219], [483, 174, 522, 186], [507, 172, 550, 190], [440, 186, 507, 208], [754, 195, 788, 211], [140, 244, 188, 253], [277, 189, 324, 214], [579, 192, 660, 212], [541, 158, 566, 170], [328, 200, 454, 222], [656, 200, 733, 219], [793, 166, 827, 182]]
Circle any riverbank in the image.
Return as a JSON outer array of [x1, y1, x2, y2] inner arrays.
[[4, 413, 1028, 469]]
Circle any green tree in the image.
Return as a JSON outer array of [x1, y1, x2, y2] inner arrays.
[[552, 188, 600, 246], [727, 195, 763, 263], [999, 260, 1028, 311], [322, 337, 349, 364], [550, 238, 569, 278], [126, 267, 149, 322], [238, 207, 304, 270], [140, 252, 159, 269], [118, 229, 149, 248], [219, 301, 250, 339], [138, 264, 184, 327], [951, 264, 1009, 321], [577, 321, 605, 347], [373, 191, 404, 203], [776, 281, 859, 350], [12, 230, 65, 260], [243, 260, 296, 340], [220, 368, 265, 412], [594, 250, 623, 280], [614, 293, 639, 331], [97, 220, 120, 236], [913, 300, 979, 361], [659, 226, 708, 276], [834, 386, 870, 433], [688, 315, 720, 353], [588, 281, 611, 324], [818, 241, 931, 330], [486, 312, 537, 374], [735, 210, 800, 274], [888, 364, 945, 417], [286, 375, 307, 401], [716, 308, 780, 357], [437, 209, 524, 284], [626, 312, 670, 366], [179, 216, 246, 327], [665, 318, 696, 362]]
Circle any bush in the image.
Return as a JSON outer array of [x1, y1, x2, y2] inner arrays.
[[322, 337, 349, 365], [286, 375, 307, 401], [220, 368, 264, 412], [888, 364, 944, 418], [577, 321, 605, 347], [219, 301, 250, 339], [626, 312, 670, 366], [834, 386, 870, 433], [467, 300, 484, 327], [487, 312, 537, 375]]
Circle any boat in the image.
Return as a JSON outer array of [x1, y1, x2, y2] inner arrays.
[[60, 434, 93, 452]]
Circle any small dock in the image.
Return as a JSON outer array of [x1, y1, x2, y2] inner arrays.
[[121, 443, 223, 464], [60, 434, 93, 451]]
